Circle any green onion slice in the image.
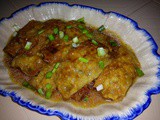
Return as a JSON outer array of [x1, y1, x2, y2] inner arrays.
[[79, 57, 89, 63], [86, 33, 93, 39], [82, 29, 88, 34], [38, 30, 44, 34], [110, 40, 118, 47], [48, 34, 55, 41], [52, 62, 60, 73], [92, 40, 98, 45], [77, 17, 85, 23], [45, 90, 52, 99], [83, 97, 89, 102], [46, 83, 52, 90], [46, 71, 53, 79], [72, 36, 79, 43], [59, 31, 64, 39], [97, 47, 106, 56], [24, 42, 32, 50], [78, 25, 84, 29], [53, 27, 59, 34], [22, 81, 29, 87], [99, 61, 105, 69], [46, 63, 60, 79], [98, 25, 105, 32], [63, 35, 69, 42], [136, 67, 144, 77], [66, 25, 72, 29], [38, 88, 44, 95]]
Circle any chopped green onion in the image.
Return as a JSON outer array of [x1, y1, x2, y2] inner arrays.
[[54, 62, 60, 69], [59, 31, 64, 39], [98, 25, 105, 32], [45, 90, 52, 99], [97, 47, 106, 56], [13, 31, 17, 37], [92, 40, 98, 45], [38, 88, 44, 95], [110, 40, 118, 47], [66, 25, 72, 29], [53, 27, 59, 34], [86, 33, 93, 39], [83, 97, 89, 102], [46, 63, 60, 79], [78, 25, 84, 29], [136, 67, 144, 77], [63, 35, 69, 42], [99, 61, 105, 69], [24, 42, 32, 50], [82, 29, 88, 34], [72, 43, 79, 48], [46, 71, 53, 79], [72, 36, 79, 43], [22, 81, 29, 87], [48, 34, 55, 41], [77, 17, 84, 23], [52, 62, 60, 73], [38, 30, 44, 34], [79, 57, 89, 63], [46, 83, 52, 90], [13, 24, 20, 31]]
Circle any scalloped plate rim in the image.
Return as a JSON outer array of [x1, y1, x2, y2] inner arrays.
[[0, 2, 160, 120]]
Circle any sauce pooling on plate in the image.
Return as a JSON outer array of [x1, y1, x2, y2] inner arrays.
[[3, 17, 144, 108]]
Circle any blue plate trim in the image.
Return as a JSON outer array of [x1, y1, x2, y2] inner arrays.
[[0, 2, 160, 120]]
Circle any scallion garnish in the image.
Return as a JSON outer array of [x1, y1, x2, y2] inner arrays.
[[54, 62, 60, 69], [63, 35, 69, 42], [46, 71, 53, 79], [86, 33, 93, 39], [82, 29, 88, 34], [110, 40, 118, 47], [99, 61, 105, 69], [72, 43, 79, 48], [136, 67, 144, 77], [78, 25, 84, 29], [53, 27, 59, 34], [92, 40, 98, 45], [45, 90, 52, 99], [77, 17, 85, 23], [83, 97, 89, 102], [22, 81, 29, 87], [48, 34, 55, 41], [98, 25, 105, 32], [52, 62, 60, 73], [72, 36, 79, 43], [59, 31, 64, 39], [46, 63, 60, 79], [13, 24, 20, 31], [97, 47, 106, 56], [66, 25, 72, 29], [38, 30, 44, 34], [13, 31, 17, 37], [46, 83, 52, 90], [24, 42, 32, 50], [79, 57, 89, 63], [38, 88, 44, 95]]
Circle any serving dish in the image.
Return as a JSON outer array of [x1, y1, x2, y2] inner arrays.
[[0, 2, 160, 120]]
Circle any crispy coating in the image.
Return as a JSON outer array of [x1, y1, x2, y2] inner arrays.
[[4, 19, 140, 102], [94, 46, 140, 101]]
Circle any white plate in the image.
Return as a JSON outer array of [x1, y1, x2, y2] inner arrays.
[[0, 2, 160, 120]]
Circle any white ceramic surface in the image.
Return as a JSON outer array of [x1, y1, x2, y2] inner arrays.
[[0, 2, 159, 120]]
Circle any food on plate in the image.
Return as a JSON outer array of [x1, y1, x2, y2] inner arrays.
[[3, 17, 144, 108]]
